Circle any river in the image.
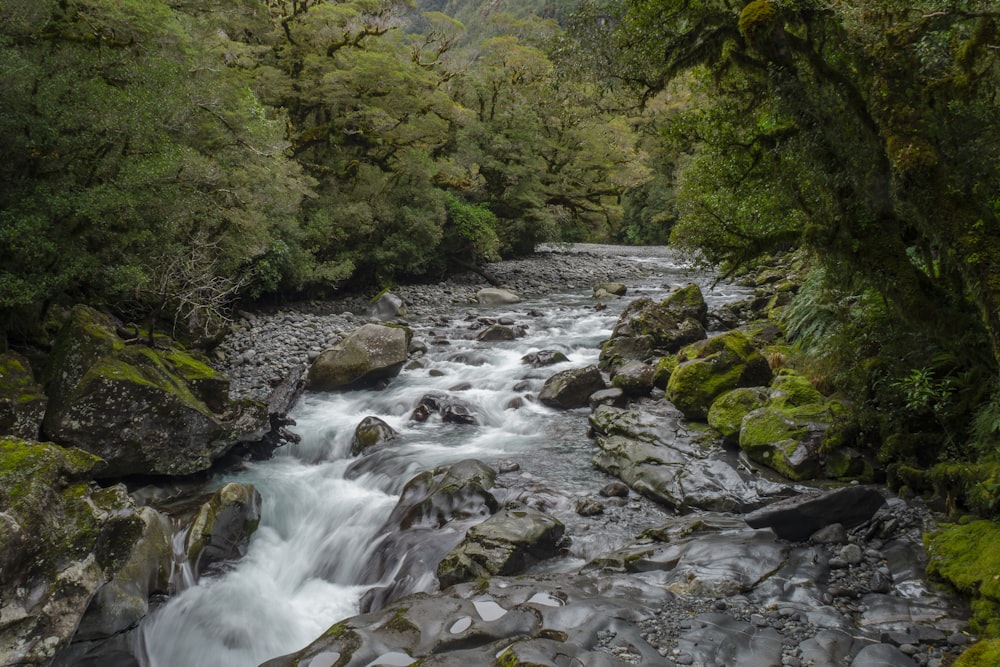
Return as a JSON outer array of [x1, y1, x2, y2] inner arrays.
[[136, 248, 746, 666]]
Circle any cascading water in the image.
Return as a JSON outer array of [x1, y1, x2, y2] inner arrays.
[[137, 249, 749, 667]]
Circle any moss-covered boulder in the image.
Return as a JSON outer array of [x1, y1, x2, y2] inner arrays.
[[611, 298, 707, 351], [739, 406, 826, 480], [184, 482, 262, 578], [926, 520, 1000, 637], [0, 437, 143, 666], [350, 416, 400, 456], [652, 354, 679, 389], [662, 283, 709, 326], [41, 305, 264, 478], [954, 639, 1000, 667], [666, 331, 772, 420], [436, 506, 565, 588], [538, 365, 606, 409], [0, 351, 47, 439], [707, 387, 771, 443], [306, 323, 409, 391]]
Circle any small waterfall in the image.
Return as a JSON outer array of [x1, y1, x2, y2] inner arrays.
[[137, 249, 747, 666]]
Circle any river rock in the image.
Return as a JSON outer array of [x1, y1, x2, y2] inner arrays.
[[350, 416, 400, 455], [40, 305, 266, 478], [594, 282, 627, 297], [663, 283, 709, 325], [410, 393, 479, 425], [54, 506, 172, 665], [707, 386, 771, 442], [666, 330, 773, 420], [610, 360, 655, 397], [366, 291, 407, 320], [184, 482, 262, 578], [436, 506, 566, 588], [744, 485, 887, 541], [610, 297, 708, 352], [850, 643, 918, 666], [0, 437, 143, 666], [521, 350, 570, 367], [306, 323, 409, 391], [476, 324, 516, 341], [538, 365, 606, 409], [0, 351, 47, 440], [590, 404, 790, 512], [476, 287, 521, 305]]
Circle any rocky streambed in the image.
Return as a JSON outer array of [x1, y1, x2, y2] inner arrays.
[[3, 245, 975, 667]]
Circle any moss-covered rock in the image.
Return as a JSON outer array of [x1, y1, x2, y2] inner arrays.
[[0, 351, 48, 439], [707, 387, 771, 442], [894, 462, 1000, 520], [185, 482, 262, 578], [661, 283, 708, 325], [666, 331, 772, 420], [739, 406, 824, 480], [954, 639, 1000, 667], [0, 437, 143, 666], [652, 354, 678, 389], [41, 305, 264, 478], [351, 415, 400, 456], [926, 520, 1000, 637]]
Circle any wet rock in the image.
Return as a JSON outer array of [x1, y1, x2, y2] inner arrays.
[[675, 612, 783, 667], [436, 506, 566, 587], [589, 387, 627, 409], [538, 365, 606, 409], [662, 284, 709, 326], [184, 482, 262, 578], [811, 523, 848, 545], [410, 393, 479, 425], [591, 404, 789, 512], [611, 361, 655, 398], [0, 351, 47, 440], [385, 459, 499, 531], [476, 324, 516, 341], [599, 335, 657, 373], [594, 282, 627, 297], [306, 323, 409, 391], [850, 643, 918, 666], [367, 291, 408, 320], [350, 416, 400, 455], [41, 305, 265, 478], [707, 386, 771, 443], [666, 330, 772, 421], [521, 350, 570, 367], [575, 498, 605, 516], [744, 486, 886, 541], [603, 298, 707, 372], [476, 287, 521, 305], [0, 437, 142, 666], [600, 481, 630, 498]]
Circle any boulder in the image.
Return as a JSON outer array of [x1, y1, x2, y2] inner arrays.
[[56, 506, 172, 664], [436, 506, 565, 588], [599, 335, 656, 373], [590, 404, 791, 513], [521, 350, 570, 367], [306, 323, 409, 391], [385, 459, 499, 531], [707, 386, 771, 442], [0, 437, 143, 666], [476, 324, 516, 342], [366, 291, 407, 320], [41, 305, 266, 478], [743, 485, 886, 541], [610, 361, 655, 398], [739, 406, 828, 480], [0, 351, 47, 439], [666, 330, 772, 420], [610, 298, 707, 351], [662, 283, 709, 326], [350, 416, 399, 456], [538, 365, 606, 409], [476, 288, 521, 305], [594, 282, 627, 297], [184, 482, 262, 578]]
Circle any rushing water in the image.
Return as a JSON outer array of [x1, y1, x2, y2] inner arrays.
[[137, 248, 750, 667]]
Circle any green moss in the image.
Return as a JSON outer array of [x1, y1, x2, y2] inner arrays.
[[739, 0, 777, 40], [955, 639, 1000, 667], [926, 521, 1000, 636], [382, 606, 419, 635], [769, 372, 823, 407], [707, 387, 769, 441], [653, 355, 678, 389], [161, 348, 222, 381], [323, 622, 350, 639]]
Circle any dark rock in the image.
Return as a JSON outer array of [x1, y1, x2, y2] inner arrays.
[[575, 498, 605, 516], [350, 416, 400, 456], [366, 291, 407, 320], [436, 506, 565, 587], [589, 387, 627, 409], [538, 365, 606, 409], [184, 482, 262, 578], [410, 393, 479, 425], [600, 481, 630, 498], [611, 361, 655, 398], [811, 523, 848, 545], [476, 324, 516, 342], [662, 284, 709, 326], [850, 643, 917, 666], [521, 350, 570, 367], [744, 486, 886, 541]]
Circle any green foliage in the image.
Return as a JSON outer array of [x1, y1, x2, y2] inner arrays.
[[443, 194, 501, 265], [926, 520, 1000, 637]]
